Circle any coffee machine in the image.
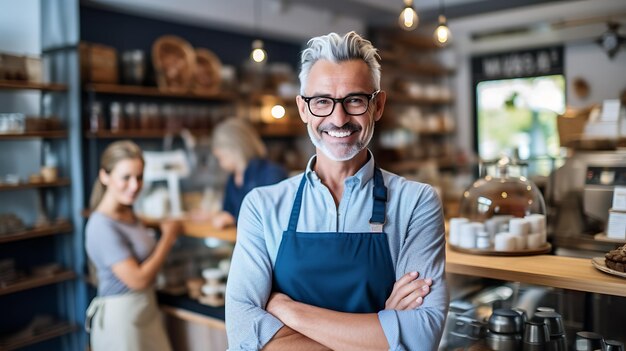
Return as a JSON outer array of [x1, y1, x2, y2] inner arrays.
[[549, 150, 626, 256]]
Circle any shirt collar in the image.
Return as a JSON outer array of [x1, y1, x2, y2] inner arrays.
[[304, 150, 375, 189]]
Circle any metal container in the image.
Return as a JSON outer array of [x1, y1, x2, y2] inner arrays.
[[489, 308, 524, 334], [487, 330, 522, 351], [576, 331, 604, 351], [533, 311, 565, 336], [604, 340, 625, 351], [522, 320, 550, 351]]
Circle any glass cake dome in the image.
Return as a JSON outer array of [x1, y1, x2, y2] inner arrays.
[[449, 157, 548, 254]]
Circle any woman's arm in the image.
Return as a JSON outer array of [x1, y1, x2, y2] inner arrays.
[[111, 219, 180, 290]]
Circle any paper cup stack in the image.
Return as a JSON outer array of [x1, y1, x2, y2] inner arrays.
[[449, 214, 546, 252]]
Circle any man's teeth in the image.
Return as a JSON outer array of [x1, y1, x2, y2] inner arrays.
[[326, 130, 352, 138]]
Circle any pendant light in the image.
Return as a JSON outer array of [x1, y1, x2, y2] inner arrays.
[[398, 0, 419, 31], [250, 0, 267, 63], [433, 0, 451, 46]]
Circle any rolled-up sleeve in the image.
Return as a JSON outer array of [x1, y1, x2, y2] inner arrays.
[[225, 190, 284, 350], [378, 185, 449, 351]]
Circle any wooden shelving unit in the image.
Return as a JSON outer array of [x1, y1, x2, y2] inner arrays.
[[386, 95, 454, 105], [383, 158, 459, 174], [255, 121, 306, 137], [0, 322, 76, 351], [0, 130, 67, 140], [0, 270, 76, 296], [0, 221, 72, 244], [0, 179, 70, 192], [85, 129, 213, 139], [0, 80, 67, 92], [85, 83, 236, 101]]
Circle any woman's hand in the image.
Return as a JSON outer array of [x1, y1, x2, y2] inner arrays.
[[159, 219, 182, 245], [211, 211, 236, 229], [385, 272, 432, 310]]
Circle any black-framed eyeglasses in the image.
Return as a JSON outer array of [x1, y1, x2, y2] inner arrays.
[[301, 90, 380, 117]]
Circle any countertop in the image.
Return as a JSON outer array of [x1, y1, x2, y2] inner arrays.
[[446, 245, 626, 297]]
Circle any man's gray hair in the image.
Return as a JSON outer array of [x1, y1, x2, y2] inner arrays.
[[299, 31, 381, 95]]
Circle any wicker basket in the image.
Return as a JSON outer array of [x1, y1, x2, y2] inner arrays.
[[193, 48, 222, 95], [152, 35, 196, 93]]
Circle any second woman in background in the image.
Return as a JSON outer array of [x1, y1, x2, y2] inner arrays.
[[210, 118, 288, 228]]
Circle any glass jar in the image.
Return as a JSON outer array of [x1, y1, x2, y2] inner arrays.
[[449, 157, 548, 254]]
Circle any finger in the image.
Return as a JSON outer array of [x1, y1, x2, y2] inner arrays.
[[397, 284, 430, 310], [393, 271, 419, 290], [387, 278, 427, 309], [394, 278, 429, 302]]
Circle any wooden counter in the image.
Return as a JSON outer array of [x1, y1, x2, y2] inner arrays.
[[141, 217, 237, 243], [446, 246, 626, 297]]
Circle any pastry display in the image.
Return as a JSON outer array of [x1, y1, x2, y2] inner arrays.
[[605, 244, 626, 272]]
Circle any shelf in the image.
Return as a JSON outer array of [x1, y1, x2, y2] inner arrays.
[[446, 246, 626, 298], [85, 83, 236, 101], [383, 158, 458, 173], [385, 63, 454, 77], [0, 80, 67, 92], [255, 121, 306, 137], [386, 95, 453, 106], [0, 179, 70, 192], [0, 322, 76, 351], [85, 129, 213, 139], [0, 221, 72, 244], [0, 270, 76, 296], [0, 130, 67, 140]]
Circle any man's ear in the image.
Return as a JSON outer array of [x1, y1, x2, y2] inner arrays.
[[373, 90, 387, 122], [296, 95, 308, 124]]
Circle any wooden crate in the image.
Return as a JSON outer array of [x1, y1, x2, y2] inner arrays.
[[79, 42, 118, 84]]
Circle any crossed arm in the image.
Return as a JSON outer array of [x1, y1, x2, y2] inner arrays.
[[262, 272, 433, 351]]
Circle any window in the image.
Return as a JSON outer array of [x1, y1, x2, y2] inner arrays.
[[476, 74, 566, 175]]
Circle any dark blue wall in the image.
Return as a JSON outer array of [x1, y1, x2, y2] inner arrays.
[[80, 5, 303, 73]]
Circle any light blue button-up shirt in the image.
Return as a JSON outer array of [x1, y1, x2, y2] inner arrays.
[[225, 153, 449, 351]]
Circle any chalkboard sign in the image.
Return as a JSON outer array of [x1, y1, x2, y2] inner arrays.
[[472, 46, 564, 81]]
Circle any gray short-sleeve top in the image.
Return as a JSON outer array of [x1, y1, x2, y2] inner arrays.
[[85, 211, 157, 296]]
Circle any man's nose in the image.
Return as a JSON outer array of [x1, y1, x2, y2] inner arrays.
[[326, 102, 351, 126]]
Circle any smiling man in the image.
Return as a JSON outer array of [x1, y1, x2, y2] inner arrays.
[[225, 31, 448, 351]]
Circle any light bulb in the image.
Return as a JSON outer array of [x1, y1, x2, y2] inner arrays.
[[398, 5, 419, 31], [433, 15, 451, 46], [251, 39, 267, 63], [271, 104, 286, 119]]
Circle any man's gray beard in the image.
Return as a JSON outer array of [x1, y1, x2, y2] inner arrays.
[[306, 122, 374, 162]]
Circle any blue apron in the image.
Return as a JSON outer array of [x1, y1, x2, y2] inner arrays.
[[273, 167, 396, 313]]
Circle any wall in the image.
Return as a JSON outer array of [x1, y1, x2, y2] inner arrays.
[[86, 0, 364, 42], [447, 0, 626, 154], [566, 42, 626, 108]]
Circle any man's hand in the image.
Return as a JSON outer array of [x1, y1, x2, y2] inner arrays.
[[385, 272, 432, 310]]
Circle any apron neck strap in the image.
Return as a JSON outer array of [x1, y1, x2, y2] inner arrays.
[[287, 166, 388, 233], [369, 167, 387, 232]]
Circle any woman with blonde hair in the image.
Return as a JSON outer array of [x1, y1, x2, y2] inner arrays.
[[210, 118, 288, 228], [85, 140, 181, 351]]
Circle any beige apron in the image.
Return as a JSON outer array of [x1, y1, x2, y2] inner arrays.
[[86, 289, 172, 351]]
